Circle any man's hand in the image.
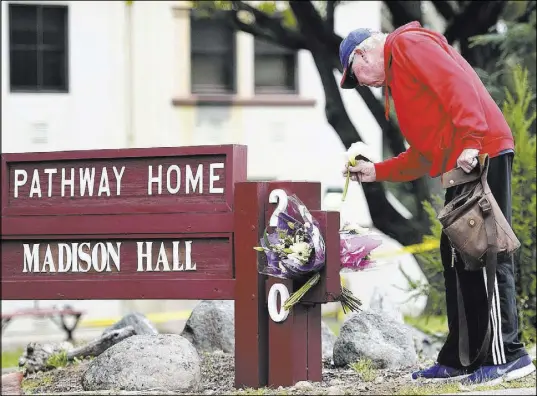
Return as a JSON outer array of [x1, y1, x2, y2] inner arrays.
[[341, 160, 377, 183], [457, 148, 479, 173]]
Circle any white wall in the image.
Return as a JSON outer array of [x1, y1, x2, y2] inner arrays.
[[1, 1, 129, 153]]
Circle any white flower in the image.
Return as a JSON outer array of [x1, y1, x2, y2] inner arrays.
[[340, 222, 370, 234], [288, 241, 312, 264], [346, 142, 373, 166]]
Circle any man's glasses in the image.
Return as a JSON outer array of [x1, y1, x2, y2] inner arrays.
[[346, 51, 358, 87]]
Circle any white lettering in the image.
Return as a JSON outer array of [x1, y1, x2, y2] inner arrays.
[[29, 169, 42, 198], [71, 243, 79, 272], [20, 241, 197, 274], [23, 244, 40, 273], [58, 243, 72, 272], [172, 241, 183, 270], [61, 168, 75, 197], [42, 245, 56, 272], [44, 168, 57, 197], [79, 167, 96, 196], [92, 242, 107, 272], [112, 166, 125, 196], [166, 165, 181, 194], [155, 243, 171, 271], [209, 163, 224, 194], [184, 240, 196, 271], [148, 165, 162, 195], [106, 242, 121, 272], [186, 164, 203, 194], [78, 243, 92, 272], [137, 241, 153, 271], [98, 167, 111, 196], [14, 170, 28, 198]]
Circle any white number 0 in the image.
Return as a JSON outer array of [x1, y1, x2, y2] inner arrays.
[[267, 283, 290, 322], [269, 189, 288, 227]]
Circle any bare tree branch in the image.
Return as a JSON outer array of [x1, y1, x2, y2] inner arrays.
[[383, 0, 423, 26], [326, 0, 336, 33], [230, 1, 308, 49], [443, 0, 507, 44], [430, 0, 457, 21]]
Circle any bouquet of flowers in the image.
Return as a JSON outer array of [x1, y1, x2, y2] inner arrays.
[[254, 194, 362, 312], [340, 222, 383, 272]]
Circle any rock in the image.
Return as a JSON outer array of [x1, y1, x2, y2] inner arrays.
[[1, 371, 23, 395], [327, 385, 343, 395], [294, 380, 313, 390], [404, 324, 443, 361], [181, 301, 235, 354], [369, 287, 404, 324], [321, 321, 337, 361], [332, 310, 417, 369], [19, 341, 73, 374], [82, 334, 201, 392], [103, 312, 158, 336]]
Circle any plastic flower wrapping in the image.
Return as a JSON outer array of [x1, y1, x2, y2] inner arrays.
[[257, 195, 325, 280], [339, 222, 383, 272], [254, 194, 362, 313]]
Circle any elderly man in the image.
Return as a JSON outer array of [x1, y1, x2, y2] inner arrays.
[[339, 21, 535, 384]]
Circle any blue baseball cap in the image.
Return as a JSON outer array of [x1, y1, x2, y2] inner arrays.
[[339, 28, 374, 89]]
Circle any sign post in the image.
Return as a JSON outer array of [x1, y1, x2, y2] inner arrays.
[[1, 145, 341, 389]]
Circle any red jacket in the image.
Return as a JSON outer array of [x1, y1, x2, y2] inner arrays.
[[374, 22, 514, 182]]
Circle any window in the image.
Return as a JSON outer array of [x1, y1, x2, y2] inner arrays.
[[190, 11, 236, 94], [254, 38, 297, 94], [9, 4, 68, 93]]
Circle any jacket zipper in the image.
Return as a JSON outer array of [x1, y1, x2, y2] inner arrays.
[[451, 243, 457, 268]]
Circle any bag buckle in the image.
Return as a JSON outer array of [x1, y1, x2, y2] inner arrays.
[[479, 197, 492, 213]]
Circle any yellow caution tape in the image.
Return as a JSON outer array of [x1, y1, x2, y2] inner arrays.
[[80, 310, 192, 328], [370, 239, 440, 259]]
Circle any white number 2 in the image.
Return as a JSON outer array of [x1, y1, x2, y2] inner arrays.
[[269, 189, 288, 227], [267, 283, 290, 322]]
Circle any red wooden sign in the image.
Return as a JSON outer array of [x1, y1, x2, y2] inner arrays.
[[1, 144, 341, 389], [2, 146, 245, 300]]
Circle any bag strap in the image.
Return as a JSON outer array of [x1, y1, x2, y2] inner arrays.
[[479, 154, 492, 195], [456, 193, 497, 370]]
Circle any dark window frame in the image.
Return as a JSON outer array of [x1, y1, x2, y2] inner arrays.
[[8, 3, 69, 93], [254, 37, 298, 95], [190, 9, 237, 95]]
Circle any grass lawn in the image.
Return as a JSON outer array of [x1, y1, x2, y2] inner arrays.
[[2, 347, 23, 369], [403, 314, 448, 336]]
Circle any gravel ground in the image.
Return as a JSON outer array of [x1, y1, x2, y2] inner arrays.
[[20, 352, 536, 395]]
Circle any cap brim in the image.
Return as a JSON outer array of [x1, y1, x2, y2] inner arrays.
[[340, 67, 358, 89]]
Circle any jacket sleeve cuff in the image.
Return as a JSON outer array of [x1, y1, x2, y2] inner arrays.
[[374, 161, 393, 182]]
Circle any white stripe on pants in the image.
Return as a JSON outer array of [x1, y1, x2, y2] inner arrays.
[[483, 267, 506, 365]]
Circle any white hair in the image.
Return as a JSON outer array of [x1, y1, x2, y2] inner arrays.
[[356, 32, 388, 53]]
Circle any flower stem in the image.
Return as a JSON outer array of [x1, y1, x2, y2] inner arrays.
[[338, 287, 362, 314], [282, 272, 321, 311], [342, 169, 351, 202]]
